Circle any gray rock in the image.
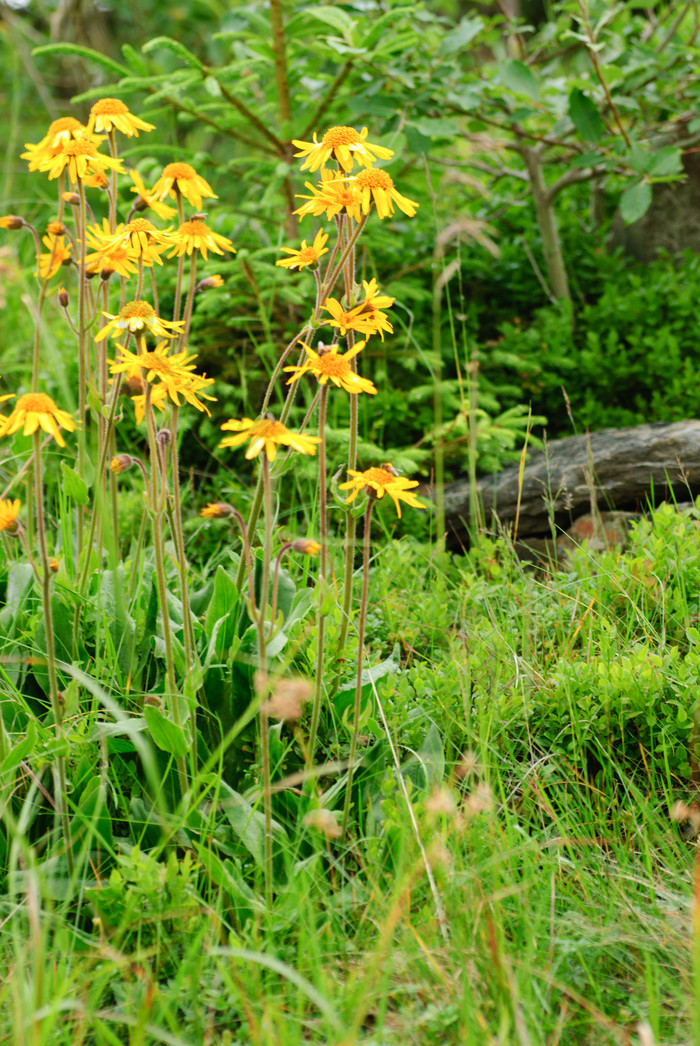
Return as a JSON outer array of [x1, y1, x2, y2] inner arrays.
[[442, 420, 700, 545]]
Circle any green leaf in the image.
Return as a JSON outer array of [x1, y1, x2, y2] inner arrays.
[[620, 180, 651, 225], [32, 43, 129, 78], [144, 705, 189, 759], [648, 146, 683, 178], [410, 117, 458, 138], [438, 16, 485, 56], [61, 462, 89, 506], [306, 6, 356, 38], [142, 36, 205, 70], [121, 43, 149, 76], [500, 59, 539, 102], [0, 722, 37, 776], [568, 88, 604, 143]]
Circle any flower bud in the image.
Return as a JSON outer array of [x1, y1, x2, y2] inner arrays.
[[110, 454, 133, 474], [291, 538, 321, 556], [99, 266, 115, 282], [195, 274, 224, 293], [62, 192, 81, 206], [156, 428, 172, 448], [199, 502, 235, 519], [46, 221, 66, 236], [49, 557, 59, 573], [57, 287, 70, 308], [0, 215, 24, 230]]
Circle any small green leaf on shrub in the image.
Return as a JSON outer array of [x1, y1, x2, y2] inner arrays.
[[438, 16, 484, 56], [620, 181, 651, 225], [568, 88, 604, 143], [306, 6, 356, 38], [500, 60, 539, 102]]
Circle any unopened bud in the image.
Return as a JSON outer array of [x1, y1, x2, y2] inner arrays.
[[110, 454, 133, 474], [0, 215, 24, 230], [122, 375, 145, 397], [156, 428, 171, 448], [134, 194, 149, 212], [46, 221, 66, 236], [57, 286, 69, 308], [195, 274, 224, 293], [199, 502, 235, 519], [100, 266, 114, 282], [63, 192, 81, 206], [49, 557, 59, 573], [291, 538, 321, 556]]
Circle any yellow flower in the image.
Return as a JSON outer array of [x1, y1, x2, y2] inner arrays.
[[322, 278, 394, 341], [276, 229, 329, 270], [150, 162, 217, 210], [83, 170, 110, 190], [0, 498, 21, 535], [128, 170, 177, 220], [0, 392, 76, 448], [21, 117, 86, 171], [199, 502, 235, 519], [96, 217, 173, 262], [168, 219, 235, 261], [219, 417, 321, 462], [38, 133, 124, 184], [36, 233, 71, 280], [109, 343, 217, 415], [339, 466, 425, 518], [0, 215, 24, 230], [292, 126, 394, 173], [284, 341, 376, 395], [130, 382, 170, 425], [87, 98, 156, 137], [96, 300, 184, 342], [352, 169, 418, 219], [86, 220, 163, 276], [110, 454, 133, 474], [294, 169, 363, 223]]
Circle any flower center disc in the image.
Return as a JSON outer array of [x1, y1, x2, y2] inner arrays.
[[92, 98, 128, 115], [322, 126, 361, 147], [121, 301, 155, 319], [17, 393, 56, 412], [163, 162, 196, 179], [356, 169, 392, 190]]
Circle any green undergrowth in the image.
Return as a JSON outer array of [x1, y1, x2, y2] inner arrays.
[[0, 500, 696, 1044]]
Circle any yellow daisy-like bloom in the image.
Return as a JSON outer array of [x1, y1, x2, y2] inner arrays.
[[284, 341, 376, 396], [276, 228, 329, 271], [323, 278, 395, 341], [96, 300, 184, 342], [294, 169, 363, 223], [36, 233, 71, 280], [353, 168, 418, 220], [38, 134, 124, 184], [339, 466, 425, 518], [219, 417, 321, 462], [128, 170, 176, 220], [0, 498, 21, 535], [21, 116, 86, 171], [0, 392, 76, 448], [87, 98, 156, 137], [150, 162, 218, 211], [97, 217, 174, 261], [86, 221, 141, 279], [168, 219, 235, 261], [109, 343, 216, 415], [292, 126, 394, 173]]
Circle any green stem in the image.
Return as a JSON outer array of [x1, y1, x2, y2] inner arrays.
[[307, 385, 329, 759], [259, 457, 274, 907], [169, 405, 197, 765], [341, 497, 373, 838], [33, 432, 73, 874], [173, 193, 185, 322]]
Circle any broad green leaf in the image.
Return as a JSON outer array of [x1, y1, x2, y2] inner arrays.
[[648, 146, 683, 177], [568, 88, 604, 143], [410, 117, 458, 138], [32, 43, 129, 78], [620, 180, 652, 225], [0, 722, 37, 777], [142, 36, 204, 70], [306, 6, 356, 38], [500, 59, 539, 102], [438, 16, 485, 56], [144, 705, 189, 759]]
